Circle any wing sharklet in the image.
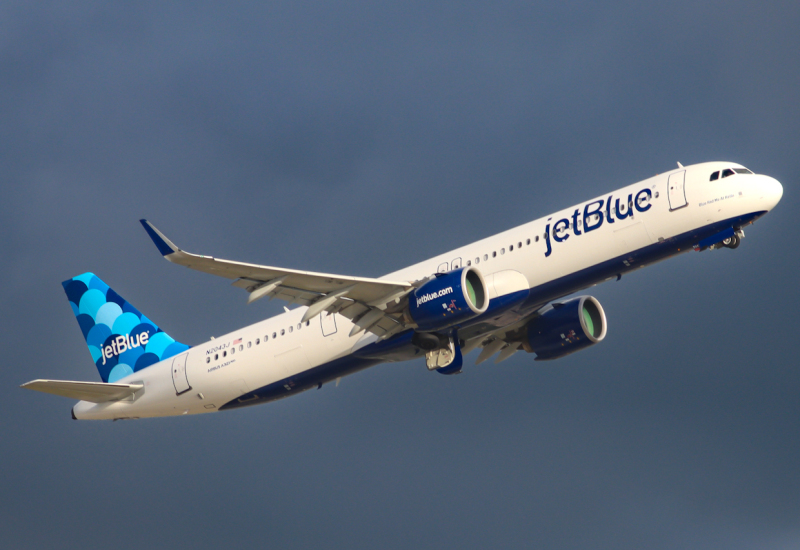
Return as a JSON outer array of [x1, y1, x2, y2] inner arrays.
[[140, 219, 180, 256]]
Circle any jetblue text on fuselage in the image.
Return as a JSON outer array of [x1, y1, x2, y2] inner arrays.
[[543, 189, 652, 257]]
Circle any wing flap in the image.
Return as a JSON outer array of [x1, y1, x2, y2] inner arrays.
[[21, 380, 143, 403]]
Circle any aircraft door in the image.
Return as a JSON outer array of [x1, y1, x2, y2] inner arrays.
[[321, 313, 337, 337], [437, 262, 449, 273], [171, 353, 191, 395], [668, 170, 687, 211]]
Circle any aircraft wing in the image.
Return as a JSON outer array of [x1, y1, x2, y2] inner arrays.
[[21, 380, 144, 403], [459, 309, 542, 365], [140, 220, 416, 338]]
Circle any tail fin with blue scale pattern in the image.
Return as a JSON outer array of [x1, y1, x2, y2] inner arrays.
[[62, 273, 189, 383]]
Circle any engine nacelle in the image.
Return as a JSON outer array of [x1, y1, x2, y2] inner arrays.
[[523, 296, 607, 360], [408, 267, 489, 332]]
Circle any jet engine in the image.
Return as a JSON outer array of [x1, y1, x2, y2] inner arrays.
[[407, 267, 489, 332], [523, 296, 607, 360]]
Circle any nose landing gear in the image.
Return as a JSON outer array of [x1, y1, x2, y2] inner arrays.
[[717, 229, 745, 250], [721, 234, 740, 249], [697, 229, 745, 252]]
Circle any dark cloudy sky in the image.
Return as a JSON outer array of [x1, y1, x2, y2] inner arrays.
[[2, 1, 799, 548]]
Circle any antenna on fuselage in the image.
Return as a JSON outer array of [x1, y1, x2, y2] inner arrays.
[[677, 162, 684, 168]]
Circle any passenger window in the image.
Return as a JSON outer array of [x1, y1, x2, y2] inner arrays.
[[306, 321, 310, 326], [722, 169, 734, 178], [509, 245, 514, 251], [297, 323, 301, 330], [206, 357, 210, 364], [273, 332, 277, 339], [525, 239, 529, 245], [288, 326, 293, 333], [483, 254, 488, 261], [223, 350, 227, 357], [215, 354, 218, 360], [500, 248, 505, 255], [710, 171, 719, 181], [247, 341, 252, 348], [475, 257, 480, 264], [492, 251, 497, 258], [535, 236, 539, 242], [466, 260, 471, 266], [239, 344, 243, 351], [231, 347, 235, 355], [281, 329, 285, 336], [256, 338, 260, 345]]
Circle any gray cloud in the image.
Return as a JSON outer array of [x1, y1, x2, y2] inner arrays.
[[2, 1, 799, 549]]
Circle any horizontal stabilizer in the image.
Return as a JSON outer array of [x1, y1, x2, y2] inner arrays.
[[20, 380, 143, 403]]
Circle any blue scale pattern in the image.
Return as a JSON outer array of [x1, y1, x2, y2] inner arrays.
[[62, 272, 189, 383]]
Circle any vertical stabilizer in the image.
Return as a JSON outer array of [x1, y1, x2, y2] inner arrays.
[[62, 272, 189, 383]]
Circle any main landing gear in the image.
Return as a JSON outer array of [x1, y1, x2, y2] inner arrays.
[[412, 331, 463, 375]]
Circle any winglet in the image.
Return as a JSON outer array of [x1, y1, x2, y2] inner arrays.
[[140, 219, 180, 256]]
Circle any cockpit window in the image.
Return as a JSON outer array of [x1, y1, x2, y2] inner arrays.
[[721, 168, 735, 178], [709, 171, 719, 181], [734, 168, 753, 175]]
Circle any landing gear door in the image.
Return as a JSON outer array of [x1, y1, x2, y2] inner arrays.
[[668, 170, 687, 211], [171, 353, 191, 395]]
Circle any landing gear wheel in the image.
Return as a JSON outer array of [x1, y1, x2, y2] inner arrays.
[[412, 332, 441, 351], [724, 235, 740, 249]]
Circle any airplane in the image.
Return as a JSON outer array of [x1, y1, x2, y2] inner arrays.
[[22, 161, 783, 420]]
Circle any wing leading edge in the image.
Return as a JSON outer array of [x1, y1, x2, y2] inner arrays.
[[140, 220, 416, 339]]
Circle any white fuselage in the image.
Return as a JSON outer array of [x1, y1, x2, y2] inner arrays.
[[73, 162, 783, 419]]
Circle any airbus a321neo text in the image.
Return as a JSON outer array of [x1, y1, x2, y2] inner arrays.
[[22, 162, 783, 420]]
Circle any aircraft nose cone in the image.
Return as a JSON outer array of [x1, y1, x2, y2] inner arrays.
[[762, 176, 784, 210]]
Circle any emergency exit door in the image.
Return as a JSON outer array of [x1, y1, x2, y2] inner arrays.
[[171, 353, 191, 395], [321, 312, 337, 336], [668, 170, 687, 211]]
